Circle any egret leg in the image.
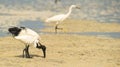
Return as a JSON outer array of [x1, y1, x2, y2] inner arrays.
[[36, 43, 46, 58], [55, 25, 58, 34], [55, 24, 63, 34], [23, 45, 30, 58]]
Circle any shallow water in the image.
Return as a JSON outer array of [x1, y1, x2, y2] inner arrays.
[[19, 20, 45, 32], [0, 20, 45, 37], [0, 0, 120, 38], [1, 20, 120, 39], [0, 0, 120, 23], [40, 32, 120, 39]]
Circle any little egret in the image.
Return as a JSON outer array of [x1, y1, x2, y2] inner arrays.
[[46, 5, 80, 33]]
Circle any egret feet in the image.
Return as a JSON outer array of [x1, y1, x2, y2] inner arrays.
[[55, 25, 63, 34]]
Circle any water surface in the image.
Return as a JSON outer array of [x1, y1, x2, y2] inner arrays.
[[0, 20, 45, 37], [0, 0, 120, 23], [0, 0, 120, 38], [0, 20, 120, 39], [40, 32, 120, 39]]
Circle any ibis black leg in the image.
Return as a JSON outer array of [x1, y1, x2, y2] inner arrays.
[[23, 45, 30, 58], [23, 47, 25, 58], [26, 45, 30, 58]]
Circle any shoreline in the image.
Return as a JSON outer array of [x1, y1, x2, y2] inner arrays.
[[42, 19, 120, 33]]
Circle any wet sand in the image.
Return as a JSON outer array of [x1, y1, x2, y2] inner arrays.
[[42, 19, 120, 32], [0, 19, 120, 67]]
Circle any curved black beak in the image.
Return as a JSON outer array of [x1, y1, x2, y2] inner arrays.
[[36, 43, 46, 58]]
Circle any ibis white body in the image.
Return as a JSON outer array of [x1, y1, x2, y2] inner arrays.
[[14, 28, 40, 47], [8, 27, 46, 58]]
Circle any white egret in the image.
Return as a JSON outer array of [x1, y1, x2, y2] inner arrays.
[[8, 27, 46, 58], [46, 5, 80, 33]]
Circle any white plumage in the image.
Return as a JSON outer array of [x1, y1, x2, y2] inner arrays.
[[15, 28, 40, 47], [8, 27, 46, 58], [46, 5, 78, 23], [18, 28, 39, 37], [46, 14, 66, 23], [45, 5, 80, 33]]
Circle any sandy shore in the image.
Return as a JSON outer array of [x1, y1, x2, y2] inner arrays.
[[0, 19, 120, 67]]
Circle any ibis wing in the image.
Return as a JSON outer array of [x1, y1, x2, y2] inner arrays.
[[15, 35, 37, 44], [19, 28, 40, 38]]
